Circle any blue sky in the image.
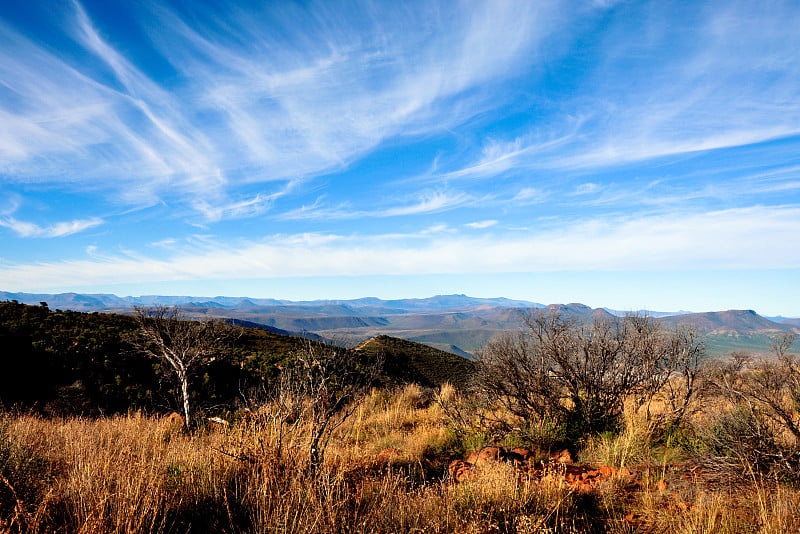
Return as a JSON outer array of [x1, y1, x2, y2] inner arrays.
[[1, 0, 799, 315]]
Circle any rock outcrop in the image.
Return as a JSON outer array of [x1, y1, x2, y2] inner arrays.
[[448, 445, 636, 491]]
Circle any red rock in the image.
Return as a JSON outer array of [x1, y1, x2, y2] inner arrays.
[[508, 447, 533, 466], [375, 448, 403, 465], [550, 449, 572, 464], [164, 412, 184, 427], [465, 446, 503, 468], [510, 447, 533, 460], [448, 460, 474, 483]]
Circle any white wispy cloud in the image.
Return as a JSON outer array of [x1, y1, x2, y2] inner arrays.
[[0, 0, 574, 222], [412, 1, 800, 186], [2, 205, 798, 289], [558, 1, 800, 168], [465, 220, 498, 229], [0, 216, 103, 238], [279, 190, 472, 220], [382, 191, 471, 217], [150, 238, 178, 248], [412, 126, 583, 184], [193, 193, 278, 222], [512, 188, 548, 204], [421, 223, 454, 234], [572, 183, 600, 195]]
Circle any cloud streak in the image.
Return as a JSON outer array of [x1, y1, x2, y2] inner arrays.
[[279, 190, 473, 220], [0, 216, 103, 238], [0, 0, 571, 221], [421, 0, 800, 186], [3, 206, 798, 289]]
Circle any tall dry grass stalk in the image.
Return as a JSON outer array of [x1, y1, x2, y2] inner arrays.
[[2, 383, 800, 533]]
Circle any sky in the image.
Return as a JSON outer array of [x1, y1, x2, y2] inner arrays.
[[1, 0, 799, 315]]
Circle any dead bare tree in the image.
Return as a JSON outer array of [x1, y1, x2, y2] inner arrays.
[[476, 311, 706, 438], [659, 324, 708, 427], [473, 330, 563, 430], [132, 306, 236, 429], [770, 331, 797, 359]]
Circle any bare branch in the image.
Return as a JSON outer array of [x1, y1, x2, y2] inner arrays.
[[476, 311, 706, 438], [131, 306, 237, 429]]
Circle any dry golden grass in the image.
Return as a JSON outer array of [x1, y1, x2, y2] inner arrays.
[[1, 384, 799, 533]]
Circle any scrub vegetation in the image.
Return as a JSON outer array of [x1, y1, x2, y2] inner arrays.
[[0, 303, 798, 533]]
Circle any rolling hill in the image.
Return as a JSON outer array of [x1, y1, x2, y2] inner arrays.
[[0, 301, 480, 416], [2, 291, 797, 358], [657, 309, 793, 334], [354, 335, 476, 389], [0, 292, 543, 314], [544, 303, 615, 321]]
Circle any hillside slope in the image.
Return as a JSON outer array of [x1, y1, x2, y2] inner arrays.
[[354, 335, 476, 389], [0, 301, 328, 415], [657, 309, 796, 334]]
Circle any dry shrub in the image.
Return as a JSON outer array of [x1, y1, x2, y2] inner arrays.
[[0, 397, 615, 534], [475, 313, 706, 449], [628, 483, 800, 534], [693, 404, 800, 483], [0, 415, 62, 533], [4, 374, 800, 534]]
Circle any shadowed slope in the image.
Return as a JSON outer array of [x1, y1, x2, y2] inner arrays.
[[354, 335, 476, 389]]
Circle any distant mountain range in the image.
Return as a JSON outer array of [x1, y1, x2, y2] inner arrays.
[[0, 291, 543, 313], [2, 291, 797, 358]]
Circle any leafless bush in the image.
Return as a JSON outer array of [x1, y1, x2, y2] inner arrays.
[[710, 333, 799, 443], [475, 311, 706, 439], [694, 404, 799, 481], [702, 333, 800, 478], [659, 325, 709, 427], [270, 341, 382, 475]]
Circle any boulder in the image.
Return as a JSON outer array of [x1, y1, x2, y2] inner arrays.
[[471, 446, 503, 467], [163, 412, 185, 428], [448, 460, 474, 483], [550, 449, 573, 464]]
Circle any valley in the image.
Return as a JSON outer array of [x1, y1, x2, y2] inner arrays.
[[2, 291, 796, 358]]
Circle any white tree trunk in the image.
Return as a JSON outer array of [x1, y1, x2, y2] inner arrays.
[[180, 373, 191, 429]]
